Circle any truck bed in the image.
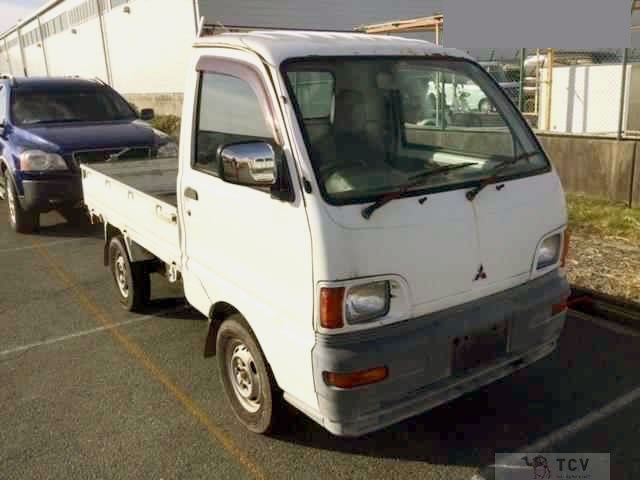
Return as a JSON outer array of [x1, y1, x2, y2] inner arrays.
[[81, 157, 181, 268]]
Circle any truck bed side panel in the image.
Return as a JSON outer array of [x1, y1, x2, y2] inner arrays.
[[81, 159, 180, 267]]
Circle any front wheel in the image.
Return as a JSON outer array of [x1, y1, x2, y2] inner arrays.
[[108, 236, 150, 312], [5, 171, 39, 234], [217, 315, 281, 434]]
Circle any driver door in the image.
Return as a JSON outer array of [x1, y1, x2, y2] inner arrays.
[[178, 55, 315, 407]]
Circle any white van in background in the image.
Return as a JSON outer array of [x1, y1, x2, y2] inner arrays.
[[82, 30, 571, 437]]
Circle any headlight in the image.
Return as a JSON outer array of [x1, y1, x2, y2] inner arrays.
[[536, 233, 561, 269], [19, 150, 67, 171], [345, 281, 390, 324], [156, 141, 178, 158]]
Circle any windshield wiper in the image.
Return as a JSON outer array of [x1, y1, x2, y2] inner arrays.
[[465, 150, 543, 202], [361, 162, 478, 219]]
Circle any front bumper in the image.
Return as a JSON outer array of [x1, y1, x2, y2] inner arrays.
[[20, 177, 83, 213], [312, 270, 570, 437]]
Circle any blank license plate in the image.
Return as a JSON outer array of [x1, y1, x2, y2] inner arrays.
[[452, 322, 508, 373]]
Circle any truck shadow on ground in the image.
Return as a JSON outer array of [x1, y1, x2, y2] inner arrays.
[[36, 216, 103, 239], [272, 318, 640, 474]]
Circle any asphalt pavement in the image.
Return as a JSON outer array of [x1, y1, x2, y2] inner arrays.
[[1, 206, 639, 480]]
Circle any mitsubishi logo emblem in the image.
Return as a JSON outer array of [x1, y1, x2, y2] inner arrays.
[[474, 264, 487, 281]]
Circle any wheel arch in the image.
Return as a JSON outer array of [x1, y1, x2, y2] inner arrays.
[[103, 223, 122, 266], [204, 301, 241, 357]]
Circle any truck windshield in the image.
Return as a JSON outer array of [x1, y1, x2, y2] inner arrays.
[[11, 87, 137, 125], [283, 58, 548, 204]]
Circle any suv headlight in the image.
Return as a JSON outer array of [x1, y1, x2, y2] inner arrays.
[[345, 281, 390, 324], [20, 150, 67, 171], [536, 233, 562, 269], [156, 141, 178, 158]]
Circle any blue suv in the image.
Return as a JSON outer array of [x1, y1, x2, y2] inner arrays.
[[0, 75, 177, 233]]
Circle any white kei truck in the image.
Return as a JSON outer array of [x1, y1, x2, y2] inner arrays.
[[81, 30, 571, 437]]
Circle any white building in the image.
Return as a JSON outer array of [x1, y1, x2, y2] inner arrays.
[[0, 0, 440, 114]]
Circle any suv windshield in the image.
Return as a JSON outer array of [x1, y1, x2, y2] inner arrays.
[[283, 57, 548, 204], [11, 86, 137, 125]]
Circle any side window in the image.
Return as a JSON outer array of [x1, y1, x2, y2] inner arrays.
[[195, 72, 273, 175], [286, 71, 334, 120]]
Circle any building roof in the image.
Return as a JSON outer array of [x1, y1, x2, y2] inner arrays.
[[194, 30, 470, 65]]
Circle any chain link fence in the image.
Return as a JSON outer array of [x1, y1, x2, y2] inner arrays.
[[474, 48, 640, 138]]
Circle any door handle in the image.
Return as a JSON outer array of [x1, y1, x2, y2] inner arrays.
[[184, 187, 198, 201]]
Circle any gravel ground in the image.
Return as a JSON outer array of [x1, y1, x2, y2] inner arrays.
[[566, 233, 640, 303]]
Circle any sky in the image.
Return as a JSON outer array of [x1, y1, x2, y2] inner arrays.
[[0, 0, 634, 54], [0, 0, 46, 33]]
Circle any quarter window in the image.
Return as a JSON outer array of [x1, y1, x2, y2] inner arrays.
[[194, 72, 273, 175]]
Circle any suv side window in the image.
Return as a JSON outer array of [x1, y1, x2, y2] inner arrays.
[[195, 72, 273, 176]]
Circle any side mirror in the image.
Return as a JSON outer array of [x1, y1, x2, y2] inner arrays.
[[218, 141, 293, 202], [219, 141, 276, 186], [140, 108, 155, 121]]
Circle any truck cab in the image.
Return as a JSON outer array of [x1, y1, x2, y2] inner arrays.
[[82, 31, 570, 437]]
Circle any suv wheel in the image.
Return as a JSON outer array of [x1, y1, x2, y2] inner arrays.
[[5, 171, 39, 234]]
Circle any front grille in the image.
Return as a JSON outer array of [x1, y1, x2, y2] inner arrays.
[[72, 147, 152, 166]]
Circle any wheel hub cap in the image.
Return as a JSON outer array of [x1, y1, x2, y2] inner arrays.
[[115, 255, 129, 297], [228, 343, 261, 413]]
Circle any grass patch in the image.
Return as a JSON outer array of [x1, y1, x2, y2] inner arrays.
[[150, 114, 181, 142], [567, 193, 640, 243]]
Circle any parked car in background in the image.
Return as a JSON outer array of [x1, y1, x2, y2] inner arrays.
[[0, 75, 177, 233], [474, 62, 519, 110], [419, 62, 520, 116]]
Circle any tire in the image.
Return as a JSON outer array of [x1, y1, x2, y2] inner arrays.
[[5, 171, 39, 234], [216, 314, 281, 434], [108, 235, 150, 312]]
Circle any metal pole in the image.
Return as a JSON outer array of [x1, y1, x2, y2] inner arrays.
[[36, 17, 50, 76], [17, 28, 28, 76], [96, 0, 113, 85], [629, 138, 637, 207], [534, 48, 540, 117], [518, 48, 526, 111], [191, 0, 200, 34], [544, 48, 554, 130], [3, 39, 12, 76], [617, 48, 629, 141]]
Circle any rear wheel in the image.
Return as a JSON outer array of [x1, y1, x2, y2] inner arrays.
[[108, 235, 150, 312], [216, 315, 281, 434], [5, 171, 39, 234]]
